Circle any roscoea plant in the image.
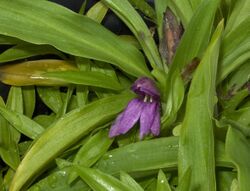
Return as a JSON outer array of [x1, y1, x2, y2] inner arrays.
[[0, 0, 249, 191]]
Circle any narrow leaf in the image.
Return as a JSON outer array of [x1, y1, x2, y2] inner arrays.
[[162, 0, 219, 127], [9, 92, 134, 191], [42, 71, 123, 90], [0, 106, 44, 139], [0, 44, 65, 63], [0, 35, 22, 45], [156, 170, 171, 191], [177, 168, 192, 191], [37, 86, 63, 114], [86, 1, 108, 23], [120, 171, 144, 191], [102, 0, 163, 70], [76, 166, 133, 191], [0, 97, 20, 169], [128, 0, 156, 19], [155, 0, 168, 40], [22, 86, 36, 118], [167, 0, 193, 28], [28, 169, 90, 191], [0, 59, 77, 86], [0, 0, 149, 77], [218, 18, 250, 82], [75, 57, 90, 107], [224, 61, 250, 92], [178, 21, 223, 190], [224, 0, 250, 34], [69, 129, 113, 182], [96, 137, 232, 175], [188, 0, 203, 11], [226, 128, 250, 191]]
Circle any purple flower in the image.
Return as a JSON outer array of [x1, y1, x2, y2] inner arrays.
[[109, 77, 161, 139]]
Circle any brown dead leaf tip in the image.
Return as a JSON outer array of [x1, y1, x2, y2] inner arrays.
[[160, 8, 184, 65]]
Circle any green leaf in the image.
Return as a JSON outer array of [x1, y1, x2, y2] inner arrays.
[[217, 171, 237, 191], [0, 44, 65, 63], [177, 168, 191, 191], [224, 0, 250, 35], [102, 0, 163, 71], [75, 57, 90, 107], [226, 128, 250, 191], [120, 171, 144, 191], [0, 59, 122, 90], [75, 166, 133, 191], [140, 178, 157, 191], [168, 0, 193, 28], [22, 86, 36, 118], [0, 170, 3, 191], [9, 92, 134, 191], [155, 0, 168, 40], [69, 129, 113, 182], [178, 21, 223, 191], [96, 136, 178, 174], [171, 0, 219, 69], [74, 130, 112, 167], [222, 107, 250, 131], [218, 17, 250, 82], [144, 178, 157, 191], [162, 0, 219, 127], [156, 170, 171, 191], [96, 137, 232, 175], [33, 114, 56, 128], [221, 89, 249, 112], [0, 0, 149, 77], [6, 86, 23, 115], [0, 97, 20, 169], [230, 179, 240, 191], [119, 35, 141, 49], [188, 0, 203, 11], [0, 87, 24, 169], [128, 0, 156, 19], [224, 61, 250, 91], [0, 35, 22, 45], [0, 104, 44, 139], [28, 169, 90, 191], [18, 141, 32, 156], [0, 59, 78, 86], [86, 1, 108, 23], [2, 169, 15, 191], [56, 86, 74, 118], [91, 60, 118, 81], [37, 86, 63, 114], [42, 71, 123, 90]]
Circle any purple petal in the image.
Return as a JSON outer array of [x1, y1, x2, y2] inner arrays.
[[150, 103, 161, 136], [131, 77, 160, 99], [109, 98, 144, 138], [139, 102, 158, 139]]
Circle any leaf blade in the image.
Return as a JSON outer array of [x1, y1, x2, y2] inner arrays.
[[9, 92, 134, 191], [178, 21, 224, 191], [0, 0, 150, 77]]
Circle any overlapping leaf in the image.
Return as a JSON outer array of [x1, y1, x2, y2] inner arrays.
[[0, 0, 150, 77], [9, 92, 134, 191], [178, 21, 224, 190]]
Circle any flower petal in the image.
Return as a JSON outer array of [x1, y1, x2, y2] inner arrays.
[[150, 103, 161, 136], [139, 102, 157, 139], [109, 98, 144, 138], [131, 77, 160, 99]]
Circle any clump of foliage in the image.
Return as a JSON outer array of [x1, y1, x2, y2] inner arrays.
[[0, 0, 249, 191]]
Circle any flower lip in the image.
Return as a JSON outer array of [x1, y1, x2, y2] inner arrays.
[[109, 77, 161, 139], [131, 77, 160, 100]]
